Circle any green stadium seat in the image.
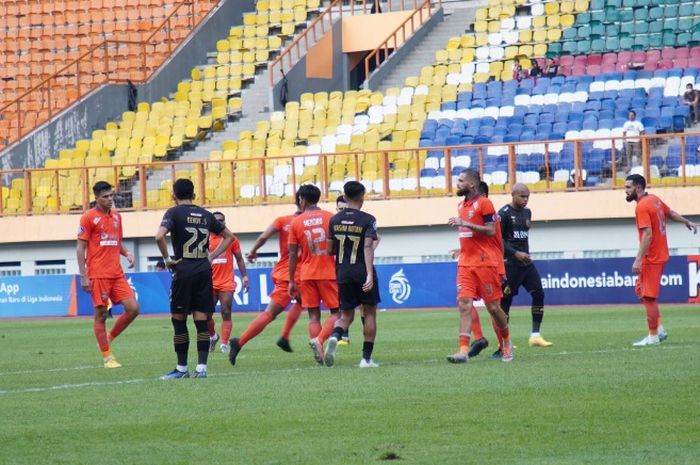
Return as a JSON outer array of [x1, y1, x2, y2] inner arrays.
[[575, 12, 591, 25], [663, 19, 678, 31], [634, 22, 649, 34], [694, 3, 700, 15], [649, 33, 663, 48], [622, 0, 634, 6], [664, 6, 678, 18], [606, 24, 620, 36], [620, 36, 635, 49], [635, 0, 650, 7], [634, 35, 650, 49], [679, 4, 693, 16], [677, 32, 691, 46], [607, 0, 622, 7], [693, 30, 700, 43], [577, 40, 591, 54], [591, 24, 606, 38], [649, 7, 663, 20], [649, 20, 664, 34], [633, 8, 648, 21], [548, 43, 563, 55], [678, 18, 693, 32], [621, 22, 635, 35], [605, 7, 619, 22], [590, 0, 605, 9], [606, 37, 620, 50], [563, 27, 578, 40], [591, 10, 606, 21], [663, 32, 677, 46], [619, 10, 633, 22], [578, 25, 591, 39], [563, 41, 578, 53]]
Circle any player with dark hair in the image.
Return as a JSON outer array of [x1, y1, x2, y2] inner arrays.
[[227, 194, 305, 365], [324, 181, 380, 368], [496, 183, 552, 355], [77, 181, 140, 368], [288, 184, 339, 365], [156, 178, 235, 378], [207, 211, 249, 353], [447, 169, 513, 363], [624, 174, 697, 346]]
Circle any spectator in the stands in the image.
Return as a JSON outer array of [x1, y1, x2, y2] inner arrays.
[[543, 58, 559, 78], [682, 83, 700, 124]]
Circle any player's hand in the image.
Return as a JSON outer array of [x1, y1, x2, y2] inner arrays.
[[632, 258, 642, 275], [447, 217, 463, 227], [246, 251, 258, 263], [362, 275, 374, 292], [80, 275, 91, 293], [125, 253, 135, 269], [514, 251, 532, 263], [166, 258, 181, 270], [288, 281, 297, 298], [687, 221, 698, 234], [449, 249, 459, 259], [242, 276, 250, 293]]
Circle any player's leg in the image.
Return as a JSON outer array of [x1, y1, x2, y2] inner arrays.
[[89, 279, 120, 367], [522, 264, 552, 347], [500, 264, 524, 321], [218, 291, 234, 352], [325, 281, 361, 366], [301, 281, 325, 364], [317, 280, 340, 345], [359, 304, 378, 368], [633, 263, 664, 346], [468, 303, 489, 358], [448, 267, 474, 363], [236, 300, 282, 350], [278, 280, 303, 351], [161, 276, 193, 379], [106, 277, 139, 346], [479, 268, 512, 362], [208, 291, 220, 351]]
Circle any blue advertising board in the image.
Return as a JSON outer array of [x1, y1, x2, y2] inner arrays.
[[3, 255, 699, 318]]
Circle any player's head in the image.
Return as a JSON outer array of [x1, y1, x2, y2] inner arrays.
[[343, 181, 366, 207], [477, 181, 489, 197], [336, 194, 347, 212], [624, 174, 646, 202], [92, 181, 114, 210], [297, 184, 321, 210], [172, 178, 195, 202], [456, 169, 480, 197], [511, 183, 530, 209], [213, 211, 225, 226], [628, 110, 636, 121]]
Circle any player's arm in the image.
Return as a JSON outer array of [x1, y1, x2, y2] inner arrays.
[[372, 233, 381, 251], [363, 237, 376, 292], [667, 210, 698, 234], [120, 243, 135, 268], [464, 218, 496, 236], [288, 242, 299, 296], [155, 225, 179, 269], [233, 248, 250, 292], [632, 227, 652, 274], [76, 239, 90, 292], [247, 222, 278, 262], [209, 228, 234, 262]]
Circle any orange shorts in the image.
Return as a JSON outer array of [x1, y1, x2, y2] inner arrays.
[[213, 282, 235, 293], [270, 277, 300, 308], [90, 276, 135, 308], [457, 266, 503, 303], [299, 279, 339, 309], [636, 262, 665, 299]]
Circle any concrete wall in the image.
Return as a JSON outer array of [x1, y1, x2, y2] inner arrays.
[[0, 0, 255, 170], [272, 19, 347, 111]]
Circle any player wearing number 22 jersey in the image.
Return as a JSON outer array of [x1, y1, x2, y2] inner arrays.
[[288, 184, 339, 365]]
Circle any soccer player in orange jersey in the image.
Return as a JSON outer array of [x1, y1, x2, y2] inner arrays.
[[227, 199, 305, 366], [447, 169, 513, 363], [207, 211, 249, 353], [288, 184, 340, 365], [77, 181, 140, 368], [625, 174, 697, 346]]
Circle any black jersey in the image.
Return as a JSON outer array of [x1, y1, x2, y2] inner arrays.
[[329, 208, 378, 284], [498, 204, 531, 267], [160, 204, 225, 279]]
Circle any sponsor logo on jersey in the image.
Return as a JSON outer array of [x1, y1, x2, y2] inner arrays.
[[389, 268, 411, 304]]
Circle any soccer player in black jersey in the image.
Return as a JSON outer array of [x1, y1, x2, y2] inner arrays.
[[155, 179, 235, 379], [324, 181, 380, 368], [498, 183, 553, 350]]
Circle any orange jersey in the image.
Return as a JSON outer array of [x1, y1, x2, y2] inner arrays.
[[491, 215, 506, 275], [289, 208, 335, 281], [271, 214, 298, 282], [78, 208, 125, 279], [457, 195, 499, 268], [209, 234, 241, 290], [635, 194, 670, 264]]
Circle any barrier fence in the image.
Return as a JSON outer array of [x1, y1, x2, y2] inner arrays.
[[1, 256, 698, 318], [1, 132, 699, 216]]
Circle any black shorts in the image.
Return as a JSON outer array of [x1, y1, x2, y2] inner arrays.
[[170, 269, 215, 314], [338, 278, 381, 311], [504, 262, 543, 297]]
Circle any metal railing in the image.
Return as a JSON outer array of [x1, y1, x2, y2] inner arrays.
[[1, 132, 698, 216], [0, 0, 216, 149]]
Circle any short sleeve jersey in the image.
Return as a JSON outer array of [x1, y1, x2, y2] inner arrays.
[[289, 208, 335, 281], [271, 214, 298, 282], [635, 194, 670, 265], [209, 233, 241, 289], [329, 208, 378, 283], [623, 120, 644, 141], [499, 205, 532, 267], [78, 208, 125, 279], [457, 195, 499, 268], [160, 204, 225, 279]]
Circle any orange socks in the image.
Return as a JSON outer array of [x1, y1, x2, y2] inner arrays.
[[643, 298, 660, 335], [459, 334, 470, 353], [281, 303, 302, 339], [317, 313, 339, 344], [470, 305, 484, 340], [239, 313, 273, 347], [308, 320, 321, 339], [221, 320, 233, 343], [108, 312, 136, 341], [94, 319, 111, 356]]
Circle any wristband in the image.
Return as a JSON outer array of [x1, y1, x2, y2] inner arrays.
[[121, 250, 130, 257]]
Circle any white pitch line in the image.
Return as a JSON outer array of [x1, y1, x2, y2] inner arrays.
[[0, 344, 694, 395]]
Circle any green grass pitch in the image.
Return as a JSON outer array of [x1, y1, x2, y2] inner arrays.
[[1, 305, 699, 465]]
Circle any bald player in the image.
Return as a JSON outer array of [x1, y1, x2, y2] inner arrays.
[[497, 183, 552, 354]]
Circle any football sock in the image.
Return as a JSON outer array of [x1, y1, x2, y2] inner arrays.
[[332, 326, 345, 340], [643, 298, 660, 335], [207, 318, 216, 338], [531, 306, 544, 334], [308, 320, 321, 339], [459, 333, 470, 353], [362, 341, 374, 361], [221, 320, 233, 344], [108, 312, 136, 341], [172, 318, 189, 367], [194, 319, 210, 365], [470, 305, 484, 340], [196, 364, 207, 373], [342, 328, 350, 339], [281, 303, 303, 339], [94, 319, 111, 358], [500, 325, 511, 343], [318, 313, 339, 344], [491, 317, 504, 348], [501, 294, 513, 323], [239, 312, 273, 347]]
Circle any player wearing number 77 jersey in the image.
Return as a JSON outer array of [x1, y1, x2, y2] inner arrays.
[[288, 184, 340, 365]]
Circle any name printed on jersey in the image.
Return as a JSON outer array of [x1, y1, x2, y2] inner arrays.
[[303, 217, 323, 227], [458, 228, 473, 238], [211, 257, 228, 265]]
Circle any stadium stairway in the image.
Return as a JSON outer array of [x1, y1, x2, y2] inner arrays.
[[373, 2, 485, 92]]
